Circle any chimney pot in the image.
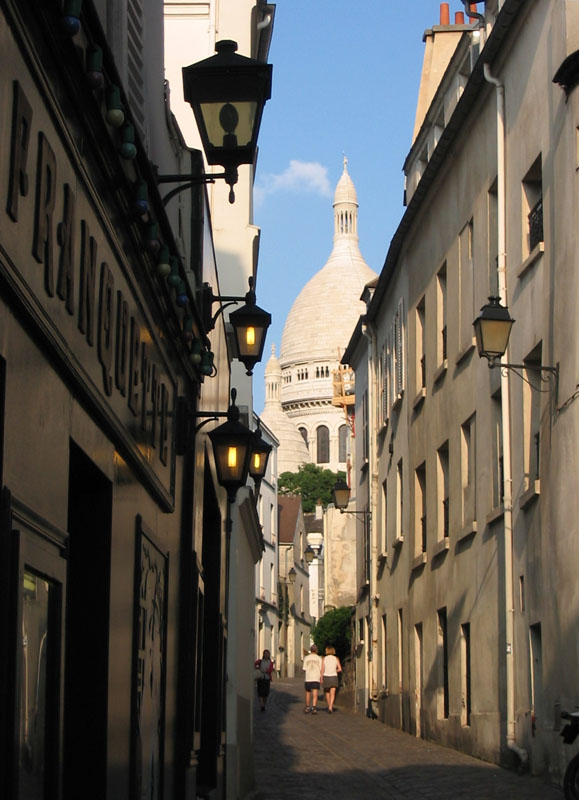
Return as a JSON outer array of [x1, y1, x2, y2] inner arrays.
[[440, 2, 450, 25], [455, 11, 465, 24]]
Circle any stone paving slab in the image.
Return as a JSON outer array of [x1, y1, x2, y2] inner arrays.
[[249, 678, 563, 799]]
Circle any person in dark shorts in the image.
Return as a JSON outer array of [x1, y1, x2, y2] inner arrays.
[[302, 644, 322, 714], [321, 646, 342, 714], [254, 649, 274, 711]]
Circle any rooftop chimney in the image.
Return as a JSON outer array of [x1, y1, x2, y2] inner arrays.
[[412, 2, 471, 142]]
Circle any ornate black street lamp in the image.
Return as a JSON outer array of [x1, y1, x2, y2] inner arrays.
[[473, 296, 515, 367], [248, 421, 273, 497], [200, 277, 271, 375], [182, 40, 272, 202], [473, 297, 558, 387]]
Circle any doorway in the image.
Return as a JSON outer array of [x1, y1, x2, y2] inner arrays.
[[63, 441, 112, 800], [0, 488, 68, 799]]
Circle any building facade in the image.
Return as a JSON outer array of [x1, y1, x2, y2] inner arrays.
[[347, 0, 579, 789], [0, 1, 272, 799], [277, 495, 312, 677], [255, 417, 279, 663]]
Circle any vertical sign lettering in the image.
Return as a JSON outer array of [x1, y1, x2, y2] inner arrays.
[[98, 262, 114, 396], [33, 133, 57, 296], [7, 81, 32, 221]]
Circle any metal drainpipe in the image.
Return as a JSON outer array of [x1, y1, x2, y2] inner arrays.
[[362, 320, 379, 718], [483, 62, 529, 766], [257, 14, 272, 31], [460, 0, 486, 26]]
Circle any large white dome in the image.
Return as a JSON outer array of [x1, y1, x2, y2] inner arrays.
[[280, 160, 376, 366], [261, 161, 376, 475]]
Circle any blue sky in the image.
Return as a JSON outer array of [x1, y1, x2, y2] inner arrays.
[[252, 1, 453, 412]]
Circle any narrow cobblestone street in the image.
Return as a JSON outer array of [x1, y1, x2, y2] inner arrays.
[[250, 678, 563, 799]]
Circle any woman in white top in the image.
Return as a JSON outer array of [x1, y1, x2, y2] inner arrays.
[[321, 646, 342, 714]]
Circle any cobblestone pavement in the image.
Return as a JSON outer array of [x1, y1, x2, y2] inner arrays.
[[249, 677, 563, 800]]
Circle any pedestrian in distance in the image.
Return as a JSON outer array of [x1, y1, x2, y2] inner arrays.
[[254, 649, 274, 712], [321, 645, 342, 714], [302, 644, 322, 714]]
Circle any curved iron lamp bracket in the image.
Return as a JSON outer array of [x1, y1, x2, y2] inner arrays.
[[338, 509, 372, 523], [205, 276, 257, 331], [157, 165, 238, 205], [175, 396, 228, 455], [487, 358, 559, 394]]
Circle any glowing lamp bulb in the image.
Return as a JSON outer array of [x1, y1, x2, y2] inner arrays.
[[246, 326, 255, 346], [227, 447, 237, 469], [253, 453, 261, 470]]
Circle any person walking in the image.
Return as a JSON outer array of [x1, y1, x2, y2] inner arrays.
[[254, 649, 274, 712], [302, 644, 322, 714], [321, 645, 342, 714]]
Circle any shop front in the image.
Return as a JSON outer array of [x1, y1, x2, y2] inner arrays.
[[0, 2, 228, 797]]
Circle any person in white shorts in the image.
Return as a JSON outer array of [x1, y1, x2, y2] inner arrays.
[[302, 644, 322, 714]]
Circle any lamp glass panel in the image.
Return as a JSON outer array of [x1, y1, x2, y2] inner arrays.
[[214, 440, 250, 483], [479, 318, 512, 357], [200, 100, 257, 148], [333, 483, 350, 509], [236, 323, 265, 358]]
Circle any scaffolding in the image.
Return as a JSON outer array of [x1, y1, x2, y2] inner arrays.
[[332, 365, 355, 408]]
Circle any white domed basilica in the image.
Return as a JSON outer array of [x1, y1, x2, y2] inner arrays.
[[261, 160, 377, 475]]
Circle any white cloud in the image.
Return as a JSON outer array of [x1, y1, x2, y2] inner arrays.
[[255, 160, 332, 205]]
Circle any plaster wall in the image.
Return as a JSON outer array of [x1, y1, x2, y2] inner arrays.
[[351, 0, 579, 783]]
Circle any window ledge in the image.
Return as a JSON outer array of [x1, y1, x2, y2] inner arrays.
[[456, 338, 476, 366], [411, 552, 427, 572], [457, 520, 477, 544], [486, 504, 504, 525], [520, 480, 540, 510], [517, 242, 544, 280], [392, 535, 404, 549], [433, 360, 448, 385], [392, 391, 404, 411], [412, 387, 426, 409], [432, 538, 450, 559]]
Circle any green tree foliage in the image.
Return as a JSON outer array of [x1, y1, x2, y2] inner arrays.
[[278, 463, 346, 513], [311, 606, 353, 661]]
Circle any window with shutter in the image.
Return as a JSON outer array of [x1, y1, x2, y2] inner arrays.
[[395, 298, 405, 400], [128, 0, 146, 141]]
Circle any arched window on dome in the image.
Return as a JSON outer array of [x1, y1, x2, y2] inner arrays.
[[299, 427, 309, 450], [338, 424, 349, 463], [316, 425, 329, 464]]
